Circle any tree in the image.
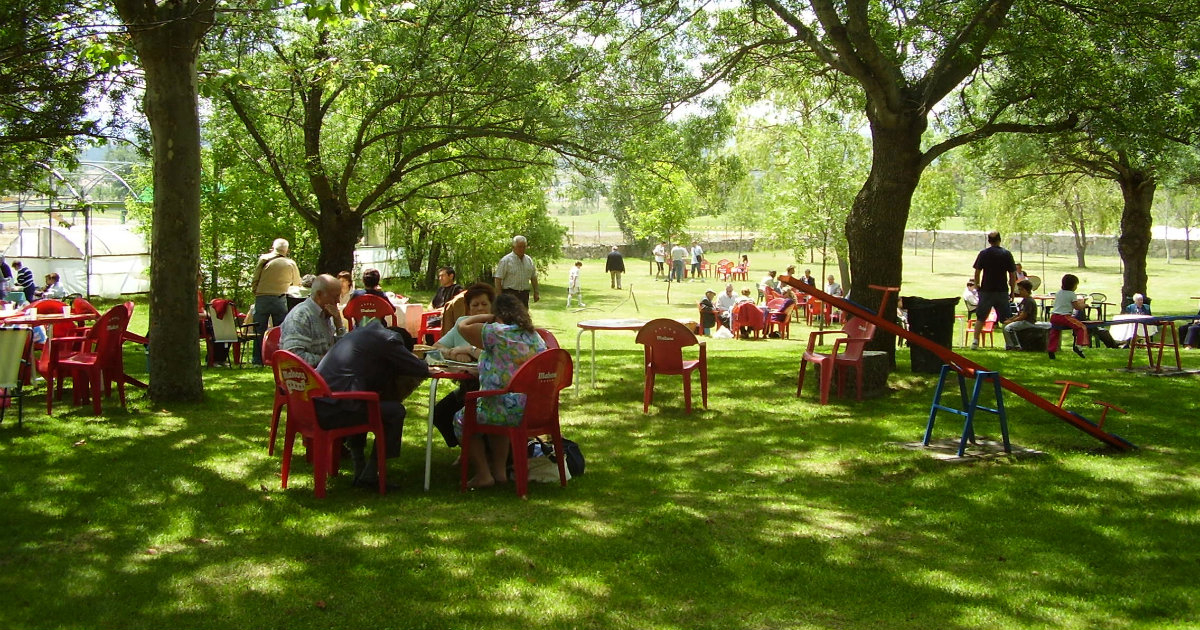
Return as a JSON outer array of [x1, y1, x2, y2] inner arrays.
[[112, 0, 216, 402], [0, 0, 122, 191], [212, 0, 690, 275], [733, 104, 868, 283], [699, 0, 1198, 347]]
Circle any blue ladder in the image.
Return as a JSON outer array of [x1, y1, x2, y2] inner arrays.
[[923, 364, 1011, 457]]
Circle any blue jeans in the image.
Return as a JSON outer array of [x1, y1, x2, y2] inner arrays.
[[253, 294, 287, 364]]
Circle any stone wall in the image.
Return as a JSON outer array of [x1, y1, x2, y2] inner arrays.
[[562, 238, 756, 261], [904, 230, 1191, 258]]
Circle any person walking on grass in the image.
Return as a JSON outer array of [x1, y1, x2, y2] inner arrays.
[[605, 246, 625, 289], [971, 231, 1017, 350], [566, 261, 585, 308], [1047, 273, 1089, 360]]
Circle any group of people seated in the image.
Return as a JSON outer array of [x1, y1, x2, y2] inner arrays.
[[962, 272, 1170, 356], [276, 264, 546, 491], [0, 256, 69, 305]]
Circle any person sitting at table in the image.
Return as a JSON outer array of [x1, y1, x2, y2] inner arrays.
[[698, 289, 718, 335], [424, 266, 464, 336], [825, 275, 843, 297], [431, 283, 495, 447], [453, 292, 546, 488], [34, 273, 68, 301], [961, 279, 979, 316], [1125, 293, 1152, 316], [1048, 273, 1089, 360], [315, 321, 432, 489], [759, 270, 780, 294], [336, 270, 355, 307], [714, 283, 739, 328], [349, 268, 387, 300], [800, 269, 815, 286], [280, 274, 346, 366]]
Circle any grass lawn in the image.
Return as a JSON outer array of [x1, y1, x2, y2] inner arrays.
[[1, 248, 1198, 629]]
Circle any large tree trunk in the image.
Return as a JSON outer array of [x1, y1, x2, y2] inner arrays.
[[1115, 166, 1155, 308], [116, 0, 215, 403], [316, 208, 363, 274], [846, 111, 926, 360]]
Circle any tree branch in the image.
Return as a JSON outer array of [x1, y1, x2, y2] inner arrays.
[[921, 113, 1077, 168]]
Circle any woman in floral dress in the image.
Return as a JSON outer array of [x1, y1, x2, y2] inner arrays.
[[454, 292, 546, 488]]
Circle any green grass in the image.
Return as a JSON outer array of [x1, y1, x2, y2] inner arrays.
[[1, 249, 1198, 629]]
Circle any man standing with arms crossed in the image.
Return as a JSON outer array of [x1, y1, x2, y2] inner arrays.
[[971, 231, 1017, 350], [494, 235, 539, 307]]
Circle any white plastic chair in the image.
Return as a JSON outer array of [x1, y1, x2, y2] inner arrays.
[[0, 327, 32, 427]]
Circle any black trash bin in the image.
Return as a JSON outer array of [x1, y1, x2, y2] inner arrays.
[[903, 296, 959, 374]]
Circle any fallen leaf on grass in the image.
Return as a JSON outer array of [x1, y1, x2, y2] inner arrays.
[[315, 600, 327, 610], [146, 548, 158, 555], [73, 440, 86, 447]]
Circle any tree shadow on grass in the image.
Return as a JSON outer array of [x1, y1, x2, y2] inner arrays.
[[0, 343, 1196, 629]]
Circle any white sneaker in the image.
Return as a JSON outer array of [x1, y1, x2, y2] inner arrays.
[[970, 342, 979, 350]]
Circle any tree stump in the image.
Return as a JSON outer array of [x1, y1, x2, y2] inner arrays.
[[1015, 327, 1048, 352]]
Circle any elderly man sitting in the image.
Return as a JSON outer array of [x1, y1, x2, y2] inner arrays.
[[280, 274, 346, 366]]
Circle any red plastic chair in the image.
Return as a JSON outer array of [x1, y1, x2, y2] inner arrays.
[[536, 328, 560, 349], [634, 318, 708, 414], [418, 310, 443, 343], [459, 348, 573, 497], [765, 298, 796, 339], [730, 301, 765, 339], [51, 304, 130, 415], [343, 294, 398, 330], [273, 350, 388, 498], [796, 317, 877, 404], [263, 326, 287, 455], [71, 298, 100, 317], [964, 310, 998, 347], [117, 301, 149, 390]]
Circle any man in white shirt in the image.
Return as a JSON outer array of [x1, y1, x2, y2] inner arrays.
[[961, 280, 980, 316], [670, 243, 688, 282], [493, 235, 539, 306], [825, 275, 843, 297], [715, 283, 739, 327], [690, 242, 704, 277]]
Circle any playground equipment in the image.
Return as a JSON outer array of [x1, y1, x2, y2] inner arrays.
[[781, 277, 1136, 451]]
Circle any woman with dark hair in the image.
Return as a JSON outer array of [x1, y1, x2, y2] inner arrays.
[[431, 283, 496, 447], [453, 292, 545, 488], [336, 270, 355, 307]]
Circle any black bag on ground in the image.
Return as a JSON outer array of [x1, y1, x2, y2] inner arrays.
[[528, 437, 585, 476]]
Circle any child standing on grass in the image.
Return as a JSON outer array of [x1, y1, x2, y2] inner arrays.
[[567, 261, 585, 308], [1048, 273, 1089, 359]]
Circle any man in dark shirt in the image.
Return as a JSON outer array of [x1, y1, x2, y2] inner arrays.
[[315, 321, 431, 488], [431, 266, 464, 310], [13, 261, 35, 303], [605, 246, 626, 289], [349, 268, 387, 300], [971, 231, 1017, 349], [699, 289, 718, 335]]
